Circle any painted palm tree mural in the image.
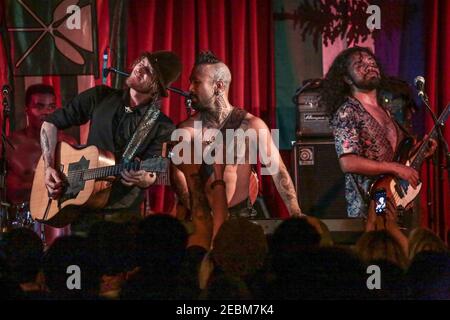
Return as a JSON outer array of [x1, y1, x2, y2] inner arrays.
[[6, 0, 96, 75], [274, 0, 416, 50]]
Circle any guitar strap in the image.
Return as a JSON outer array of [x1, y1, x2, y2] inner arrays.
[[121, 101, 161, 162], [104, 102, 161, 211]]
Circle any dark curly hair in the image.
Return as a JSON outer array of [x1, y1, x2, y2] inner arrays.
[[25, 84, 55, 107], [320, 46, 386, 116], [195, 50, 221, 66]]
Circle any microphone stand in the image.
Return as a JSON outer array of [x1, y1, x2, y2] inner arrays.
[[418, 92, 450, 231], [105, 67, 130, 78], [1, 87, 12, 232], [419, 93, 450, 180]]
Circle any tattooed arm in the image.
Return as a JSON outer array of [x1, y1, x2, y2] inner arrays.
[[41, 121, 63, 199], [272, 160, 303, 216], [251, 116, 303, 217]]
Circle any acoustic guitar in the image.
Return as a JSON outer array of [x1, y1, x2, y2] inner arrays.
[[30, 141, 168, 227]]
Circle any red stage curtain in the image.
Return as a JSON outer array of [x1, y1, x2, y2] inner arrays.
[[2, 1, 447, 227], [120, 0, 287, 216], [0, 0, 287, 219], [423, 0, 450, 242]]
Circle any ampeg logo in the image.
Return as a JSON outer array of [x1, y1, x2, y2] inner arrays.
[[298, 146, 314, 166], [304, 113, 330, 121], [6, 0, 97, 75]]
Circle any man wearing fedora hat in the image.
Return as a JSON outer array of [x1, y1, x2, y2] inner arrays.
[[40, 50, 181, 234]]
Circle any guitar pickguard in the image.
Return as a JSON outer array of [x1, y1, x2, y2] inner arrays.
[[388, 178, 422, 210], [60, 156, 90, 203]]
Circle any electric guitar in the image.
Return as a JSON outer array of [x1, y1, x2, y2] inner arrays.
[[369, 103, 450, 216], [30, 141, 168, 227]]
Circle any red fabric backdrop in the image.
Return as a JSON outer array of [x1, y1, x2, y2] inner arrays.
[[0, 0, 288, 219], [1, 0, 448, 228], [121, 0, 288, 216], [423, 0, 450, 241]]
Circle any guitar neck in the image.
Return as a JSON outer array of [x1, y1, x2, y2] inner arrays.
[[82, 162, 142, 181], [410, 104, 450, 170], [410, 128, 437, 170]]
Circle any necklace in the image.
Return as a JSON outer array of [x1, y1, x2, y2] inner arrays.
[[202, 108, 234, 145]]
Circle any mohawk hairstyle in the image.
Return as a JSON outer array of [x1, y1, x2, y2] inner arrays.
[[195, 50, 221, 66]]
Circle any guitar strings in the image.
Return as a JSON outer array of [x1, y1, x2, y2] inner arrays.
[[64, 162, 147, 182]]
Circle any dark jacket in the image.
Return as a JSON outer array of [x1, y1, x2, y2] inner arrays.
[[45, 85, 175, 211]]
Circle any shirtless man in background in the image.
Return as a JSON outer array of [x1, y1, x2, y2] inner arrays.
[[6, 84, 77, 243]]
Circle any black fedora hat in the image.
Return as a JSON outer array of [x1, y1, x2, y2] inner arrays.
[[144, 51, 182, 97]]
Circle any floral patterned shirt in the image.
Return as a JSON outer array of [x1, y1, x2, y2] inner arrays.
[[332, 97, 404, 218]]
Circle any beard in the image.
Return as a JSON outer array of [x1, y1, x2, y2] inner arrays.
[[126, 76, 157, 94], [351, 74, 381, 91], [192, 101, 209, 112], [190, 94, 215, 112]]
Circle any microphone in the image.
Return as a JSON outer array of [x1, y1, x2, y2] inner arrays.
[[106, 68, 130, 77], [167, 87, 191, 98], [102, 48, 109, 84], [414, 76, 425, 97], [2, 85, 12, 114], [2, 85, 11, 96], [102, 68, 110, 78]]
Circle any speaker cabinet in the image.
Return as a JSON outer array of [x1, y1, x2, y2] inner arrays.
[[293, 140, 348, 219]]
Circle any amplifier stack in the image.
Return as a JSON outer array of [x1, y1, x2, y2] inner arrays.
[[291, 79, 363, 243]]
